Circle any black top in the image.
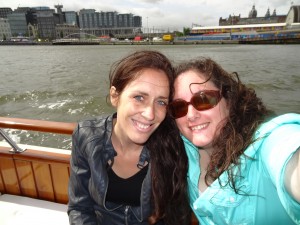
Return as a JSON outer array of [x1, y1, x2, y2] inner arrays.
[[106, 164, 149, 206], [68, 113, 153, 225]]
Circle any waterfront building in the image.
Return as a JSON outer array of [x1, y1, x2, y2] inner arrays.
[[25, 6, 66, 39], [115, 13, 142, 35], [248, 5, 258, 18], [25, 8, 44, 38], [78, 9, 141, 37], [219, 5, 286, 26], [133, 16, 142, 28], [78, 9, 97, 29], [4, 6, 57, 39], [64, 11, 78, 26], [0, 18, 12, 40], [102, 11, 118, 27], [0, 7, 13, 18], [55, 24, 79, 39], [78, 10, 119, 28], [35, 8, 56, 39], [191, 5, 300, 35], [118, 13, 133, 27], [27, 23, 38, 38], [54, 5, 64, 25], [181, 5, 300, 43], [286, 5, 300, 27], [26, 5, 72, 40], [2, 4, 142, 39], [7, 8, 28, 36]]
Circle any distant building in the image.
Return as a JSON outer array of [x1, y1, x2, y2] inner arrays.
[[219, 5, 287, 26], [133, 16, 142, 27], [7, 8, 28, 36], [2, 4, 142, 39], [118, 13, 133, 27], [191, 4, 300, 39], [35, 8, 56, 39], [27, 23, 38, 38], [286, 5, 300, 24], [0, 7, 13, 18], [55, 24, 79, 38], [54, 4, 64, 25], [78, 9, 96, 29], [64, 11, 78, 26], [265, 8, 271, 17], [78, 9, 141, 37], [248, 5, 257, 18], [4, 6, 56, 39], [0, 18, 12, 40]]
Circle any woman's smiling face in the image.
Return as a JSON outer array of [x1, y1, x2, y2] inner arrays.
[[110, 68, 170, 146], [173, 70, 229, 151]]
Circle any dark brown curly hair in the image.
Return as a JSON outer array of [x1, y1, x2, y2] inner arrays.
[[174, 57, 275, 193]]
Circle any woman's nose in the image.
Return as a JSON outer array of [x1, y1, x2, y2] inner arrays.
[[186, 104, 199, 121], [141, 104, 155, 120]]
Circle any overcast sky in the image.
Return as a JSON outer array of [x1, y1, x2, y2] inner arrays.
[[1, 0, 297, 32]]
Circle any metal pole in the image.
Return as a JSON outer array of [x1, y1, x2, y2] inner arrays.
[[0, 128, 25, 153], [147, 17, 149, 41], [231, 13, 234, 40]]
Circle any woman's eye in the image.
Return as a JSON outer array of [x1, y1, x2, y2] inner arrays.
[[157, 100, 167, 106], [134, 96, 143, 102]]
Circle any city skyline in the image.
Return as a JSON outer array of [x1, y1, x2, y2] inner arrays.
[[1, 0, 297, 31]]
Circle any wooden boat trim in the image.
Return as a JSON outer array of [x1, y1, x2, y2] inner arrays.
[[0, 142, 71, 203], [0, 117, 76, 135], [0, 117, 73, 204]]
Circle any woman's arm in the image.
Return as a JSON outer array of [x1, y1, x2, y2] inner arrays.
[[68, 126, 98, 225], [284, 147, 300, 203]]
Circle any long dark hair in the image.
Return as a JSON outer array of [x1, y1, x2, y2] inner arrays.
[[174, 57, 274, 193], [147, 115, 190, 225], [109, 50, 190, 225]]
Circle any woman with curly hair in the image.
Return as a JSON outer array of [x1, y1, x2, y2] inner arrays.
[[168, 57, 300, 224]]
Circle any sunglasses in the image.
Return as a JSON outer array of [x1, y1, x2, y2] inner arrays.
[[168, 90, 222, 119]]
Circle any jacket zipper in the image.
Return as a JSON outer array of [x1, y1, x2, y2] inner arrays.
[[124, 205, 129, 225]]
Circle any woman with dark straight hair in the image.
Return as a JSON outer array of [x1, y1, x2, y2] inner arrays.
[[68, 50, 190, 225]]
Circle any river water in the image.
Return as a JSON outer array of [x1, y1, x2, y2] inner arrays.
[[0, 44, 299, 148]]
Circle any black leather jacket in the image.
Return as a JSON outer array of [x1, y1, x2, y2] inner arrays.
[[68, 113, 158, 225]]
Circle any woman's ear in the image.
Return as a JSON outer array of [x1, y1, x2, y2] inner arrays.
[[110, 86, 119, 107]]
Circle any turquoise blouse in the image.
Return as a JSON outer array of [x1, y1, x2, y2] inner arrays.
[[183, 113, 300, 225]]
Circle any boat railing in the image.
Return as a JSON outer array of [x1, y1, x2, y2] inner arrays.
[[0, 117, 76, 135], [0, 117, 76, 153], [0, 117, 75, 204]]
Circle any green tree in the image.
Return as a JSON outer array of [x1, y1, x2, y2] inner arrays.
[[174, 31, 183, 37], [183, 27, 190, 36]]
